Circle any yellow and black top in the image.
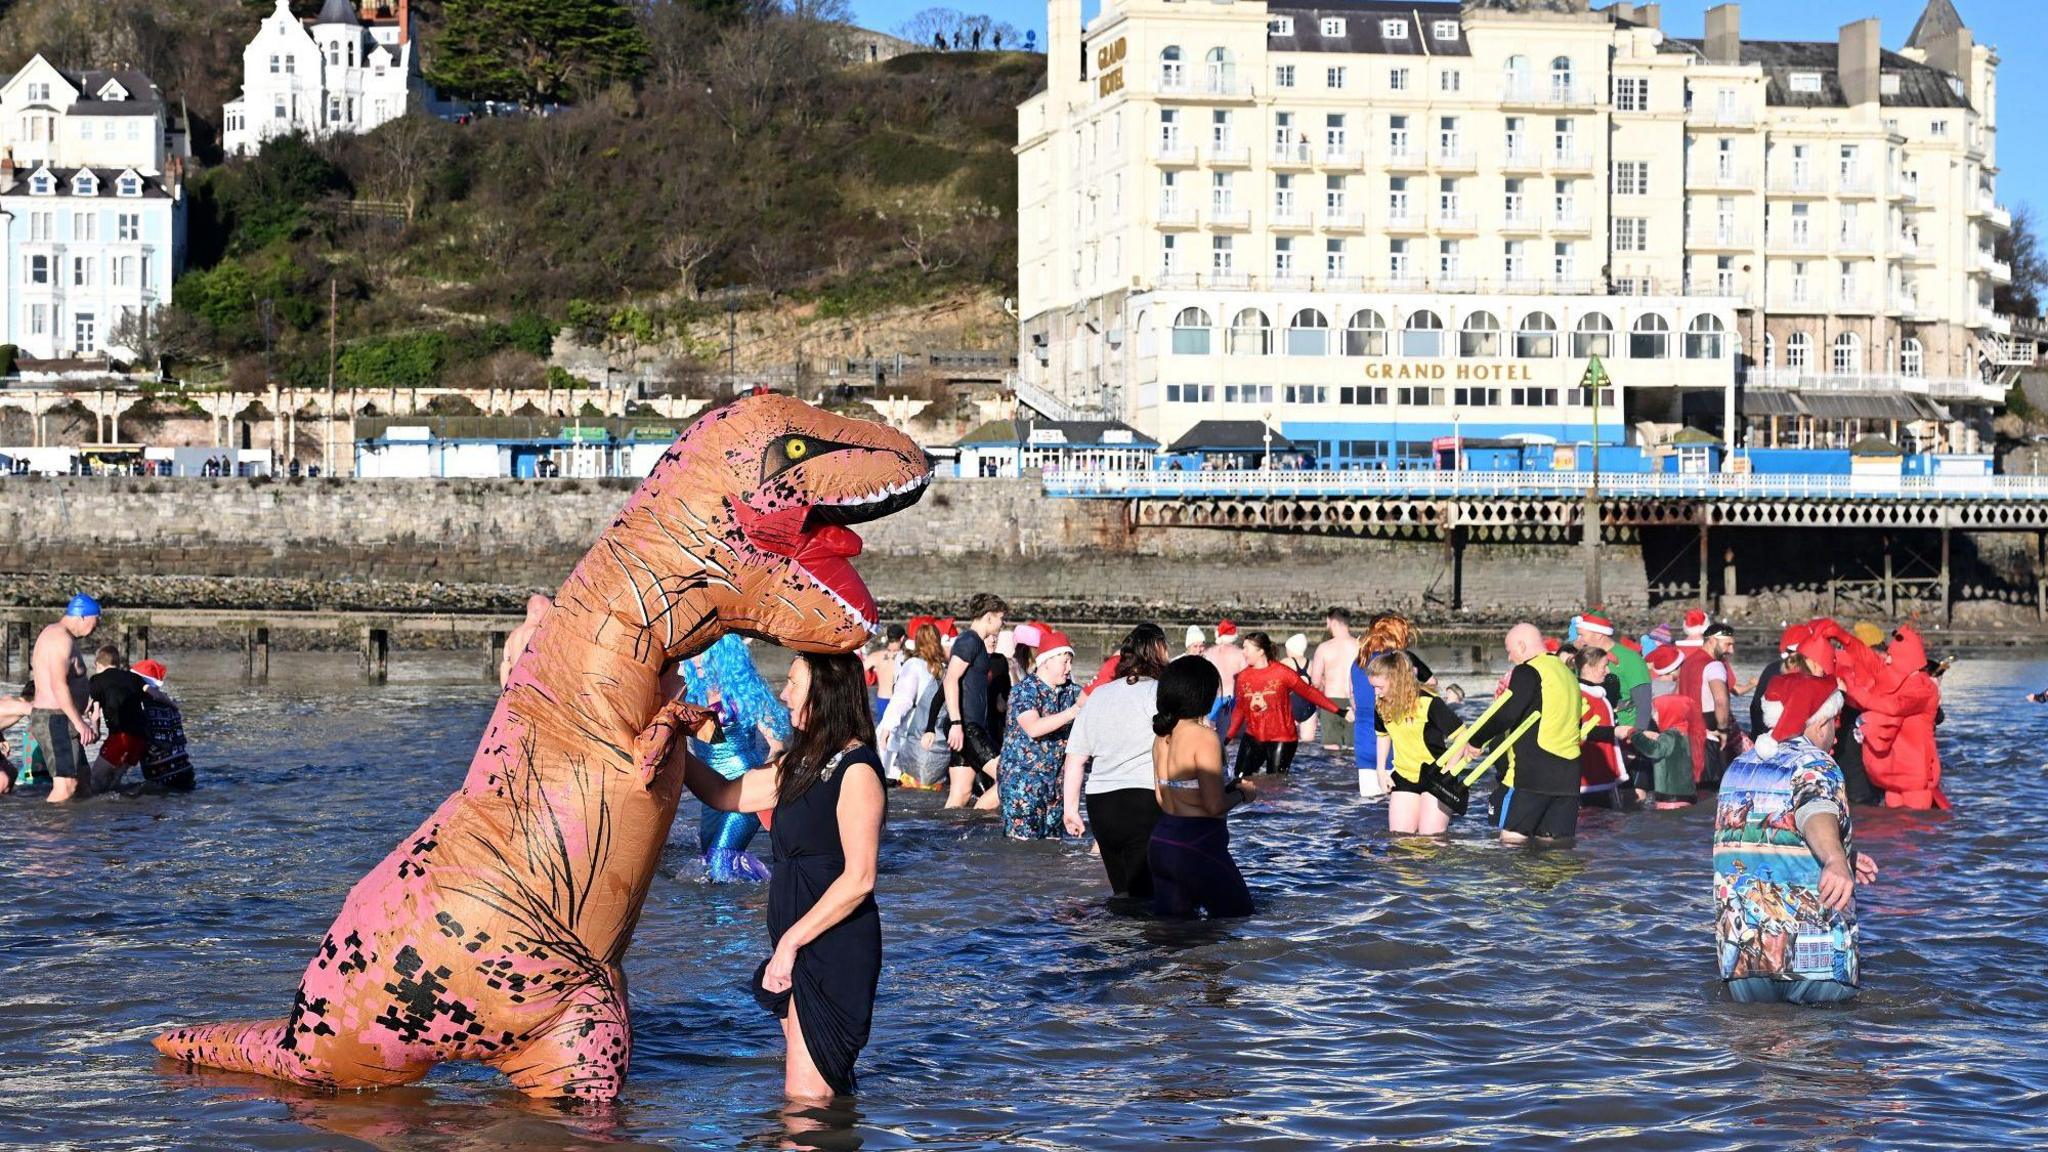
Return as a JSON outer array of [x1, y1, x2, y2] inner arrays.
[[1459, 654, 1584, 796], [1374, 692, 1463, 783]]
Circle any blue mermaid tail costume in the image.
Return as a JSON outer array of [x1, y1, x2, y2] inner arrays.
[[682, 636, 791, 883]]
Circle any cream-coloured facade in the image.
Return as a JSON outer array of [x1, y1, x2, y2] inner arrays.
[[1016, 0, 2011, 466]]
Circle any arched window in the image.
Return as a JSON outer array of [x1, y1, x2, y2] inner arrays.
[[1287, 308, 1330, 356], [1503, 54, 1530, 95], [1762, 332, 1776, 372], [1344, 309, 1387, 356], [1160, 45, 1184, 87], [1516, 311, 1558, 358], [1227, 308, 1271, 355], [1630, 313, 1670, 359], [1205, 47, 1235, 91], [1684, 314, 1726, 360], [1460, 311, 1502, 357], [1572, 312, 1613, 358], [1785, 331, 1811, 371], [1403, 309, 1444, 357], [1901, 337, 1924, 378], [1172, 306, 1212, 355], [1550, 56, 1574, 98], [1832, 332, 1862, 376]]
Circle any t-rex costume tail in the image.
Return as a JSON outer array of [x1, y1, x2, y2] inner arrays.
[[154, 395, 931, 1099]]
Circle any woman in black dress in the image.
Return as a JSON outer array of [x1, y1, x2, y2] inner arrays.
[[684, 651, 886, 1099]]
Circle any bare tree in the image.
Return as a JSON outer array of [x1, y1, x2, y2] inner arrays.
[[895, 216, 959, 275], [1995, 203, 2044, 319], [108, 305, 205, 371], [367, 115, 448, 224], [661, 232, 717, 299]]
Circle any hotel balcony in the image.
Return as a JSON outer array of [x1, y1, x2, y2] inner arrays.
[[1550, 278, 1600, 295], [1835, 290, 1879, 314], [1974, 191, 2013, 229], [1748, 371, 2002, 404], [1685, 226, 1754, 250], [1432, 146, 1477, 171], [1433, 275, 1478, 294], [1318, 149, 1364, 171], [1270, 207, 1314, 231], [1385, 274, 1428, 292], [1685, 165, 1754, 192], [1384, 144, 1427, 170], [1153, 142, 1197, 166], [1384, 210, 1427, 233], [1549, 212, 1591, 234], [1323, 211, 1367, 231], [1888, 290, 1931, 319], [1500, 276, 1548, 295], [1156, 204, 1198, 229], [1502, 82, 1599, 109], [1549, 149, 1595, 172], [1683, 277, 1744, 299], [1975, 249, 2014, 282], [1835, 170, 1879, 198], [1434, 211, 1478, 234], [1208, 207, 1250, 229], [1767, 292, 1828, 314], [1157, 72, 1251, 101], [1323, 276, 1369, 292], [1209, 272, 1253, 290], [1685, 104, 1759, 128], [1766, 230, 1824, 255], [1835, 231, 1877, 256], [1501, 146, 1543, 172], [1890, 174, 1919, 203], [1500, 210, 1543, 234], [1207, 144, 1250, 167], [1767, 170, 1825, 196], [1269, 275, 1314, 292], [1970, 308, 2012, 335], [1270, 142, 1314, 168], [1895, 236, 1937, 265]]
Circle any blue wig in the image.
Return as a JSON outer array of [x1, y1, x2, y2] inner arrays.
[[681, 635, 792, 779]]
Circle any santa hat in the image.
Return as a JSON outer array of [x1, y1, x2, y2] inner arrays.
[[1185, 625, 1206, 647], [937, 619, 959, 638], [1215, 620, 1239, 643], [1683, 609, 1709, 637], [1036, 630, 1075, 663], [1577, 613, 1616, 637], [1543, 637, 1562, 655], [1646, 645, 1684, 676], [1796, 635, 1838, 678], [1778, 622, 1813, 656], [132, 658, 168, 682], [1012, 621, 1047, 649], [1754, 672, 1845, 759], [1674, 635, 1705, 650]]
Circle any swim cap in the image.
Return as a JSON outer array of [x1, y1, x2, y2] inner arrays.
[[66, 593, 101, 618]]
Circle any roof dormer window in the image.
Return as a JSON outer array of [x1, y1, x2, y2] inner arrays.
[[96, 79, 128, 101], [1267, 16, 1292, 36], [117, 173, 142, 197], [29, 171, 53, 195], [1433, 20, 1460, 41], [1789, 72, 1822, 94], [72, 171, 98, 196], [1320, 17, 1345, 37], [1382, 19, 1408, 39]]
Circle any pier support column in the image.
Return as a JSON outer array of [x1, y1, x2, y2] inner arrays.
[[1697, 509, 1711, 612], [363, 627, 390, 684], [1939, 525, 1952, 626], [135, 625, 150, 662], [1582, 489, 1602, 608], [1451, 525, 1467, 613], [245, 625, 270, 683], [486, 631, 505, 683], [1883, 537, 1897, 621], [15, 622, 31, 675], [1, 621, 14, 677]]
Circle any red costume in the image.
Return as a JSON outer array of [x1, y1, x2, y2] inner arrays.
[[1652, 691, 1709, 786], [1228, 663, 1339, 743], [1822, 620, 1949, 810], [1578, 683, 1625, 795]]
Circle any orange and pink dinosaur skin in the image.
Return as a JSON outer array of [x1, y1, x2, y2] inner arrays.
[[153, 395, 930, 1099]]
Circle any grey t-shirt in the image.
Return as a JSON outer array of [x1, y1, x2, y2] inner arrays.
[[1069, 676, 1160, 795], [952, 630, 993, 731]]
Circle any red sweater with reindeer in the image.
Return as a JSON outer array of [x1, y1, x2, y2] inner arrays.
[[1228, 663, 1340, 743]]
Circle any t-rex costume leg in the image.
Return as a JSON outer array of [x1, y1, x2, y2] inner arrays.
[[154, 395, 931, 1099]]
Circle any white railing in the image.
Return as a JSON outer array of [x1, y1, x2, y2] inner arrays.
[[1686, 166, 1752, 188], [1504, 83, 1598, 107], [1502, 147, 1542, 168], [1044, 469, 2048, 501], [1687, 227, 1753, 248], [1687, 106, 1757, 127], [1433, 147, 1476, 169], [1550, 150, 1594, 170], [1208, 144, 1249, 165], [1272, 143, 1312, 165], [1748, 371, 2003, 403]]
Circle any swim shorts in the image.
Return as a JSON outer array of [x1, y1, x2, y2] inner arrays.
[[1318, 700, 1353, 748], [956, 722, 999, 772], [101, 730, 146, 769], [1391, 772, 1430, 796], [28, 710, 87, 781], [1492, 786, 1580, 840]]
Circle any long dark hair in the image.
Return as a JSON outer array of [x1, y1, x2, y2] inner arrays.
[[780, 652, 877, 805], [1242, 631, 1274, 661], [1117, 622, 1170, 683], [1152, 655, 1221, 737]]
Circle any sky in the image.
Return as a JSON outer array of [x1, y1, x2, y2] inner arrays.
[[848, 0, 2044, 216]]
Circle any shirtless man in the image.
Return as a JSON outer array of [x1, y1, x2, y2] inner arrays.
[[33, 595, 102, 803], [868, 624, 906, 719], [497, 594, 552, 688], [1306, 607, 1361, 753], [1203, 620, 1248, 729]]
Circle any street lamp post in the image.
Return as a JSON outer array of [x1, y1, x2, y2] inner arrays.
[[1581, 355, 1611, 607], [1262, 410, 1273, 473], [1452, 411, 1462, 475]]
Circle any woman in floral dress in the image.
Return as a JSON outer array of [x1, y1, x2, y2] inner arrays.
[[998, 629, 1083, 839]]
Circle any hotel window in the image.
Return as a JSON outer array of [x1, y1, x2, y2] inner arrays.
[[1171, 307, 1212, 355], [29, 211, 51, 240], [1615, 161, 1647, 196], [1159, 109, 1180, 152], [1274, 64, 1295, 89], [1715, 139, 1735, 180], [1159, 171, 1179, 215], [74, 312, 95, 352], [1273, 239, 1295, 281], [73, 172, 97, 196], [1285, 386, 1328, 405], [1881, 73, 1901, 96], [1224, 384, 1274, 404], [1438, 178, 1460, 221], [1553, 179, 1576, 222], [73, 256, 94, 287], [117, 173, 141, 198], [1403, 310, 1444, 357], [1573, 313, 1613, 358], [1274, 173, 1295, 217], [268, 54, 280, 73], [1453, 387, 1499, 406], [1389, 238, 1411, 281], [1210, 171, 1233, 215], [1160, 46, 1184, 88], [1433, 19, 1460, 41], [1550, 56, 1574, 100], [1204, 47, 1235, 91], [1320, 17, 1345, 37], [1438, 116, 1460, 157], [1504, 178, 1526, 222], [1786, 331, 1811, 370], [274, 100, 287, 120], [1388, 114, 1411, 158], [1685, 314, 1727, 359], [1630, 313, 1670, 359], [1838, 260, 1857, 301], [1791, 261, 1811, 302], [1229, 308, 1272, 355], [1838, 145, 1859, 184], [1615, 218, 1647, 252], [1931, 120, 1949, 137], [28, 255, 49, 285], [1901, 337, 1923, 377], [1324, 174, 1347, 215], [1345, 309, 1387, 356], [1211, 235, 1233, 275], [1397, 387, 1443, 406], [1160, 234, 1178, 275], [1615, 77, 1648, 112], [1327, 66, 1347, 90], [1504, 54, 1531, 95], [1438, 239, 1461, 279], [112, 255, 132, 287], [285, 55, 295, 74], [1388, 177, 1410, 221], [28, 304, 45, 336], [1838, 203, 1860, 244], [74, 212, 96, 241], [1504, 239, 1526, 283], [1552, 118, 1576, 160], [1210, 109, 1233, 151], [1288, 309, 1329, 355], [1441, 69, 1462, 94], [1831, 332, 1861, 375], [1790, 202, 1811, 246], [1789, 72, 1822, 94], [1505, 117, 1527, 160], [30, 172, 52, 195], [1714, 255, 1735, 295], [1516, 312, 1558, 357], [76, 120, 92, 141], [1389, 67, 1411, 92], [1382, 19, 1408, 39], [1554, 241, 1575, 281], [1324, 113, 1347, 158], [1460, 311, 1500, 357], [1326, 238, 1346, 278], [1274, 112, 1295, 157], [1267, 16, 1293, 35]]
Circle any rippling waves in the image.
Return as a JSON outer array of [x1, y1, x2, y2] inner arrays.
[[2, 650, 2046, 1151]]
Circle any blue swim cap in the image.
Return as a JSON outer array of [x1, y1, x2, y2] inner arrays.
[[66, 594, 100, 618]]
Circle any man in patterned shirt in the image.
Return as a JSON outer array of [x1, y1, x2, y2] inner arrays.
[[1714, 672, 1882, 1004]]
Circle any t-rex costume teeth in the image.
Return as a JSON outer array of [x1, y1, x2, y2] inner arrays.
[[152, 395, 931, 1099]]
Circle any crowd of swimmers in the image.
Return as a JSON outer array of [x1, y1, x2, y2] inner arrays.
[[0, 594, 194, 801]]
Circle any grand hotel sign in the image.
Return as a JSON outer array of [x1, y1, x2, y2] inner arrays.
[[1359, 361, 1538, 382], [1096, 38, 1126, 97]]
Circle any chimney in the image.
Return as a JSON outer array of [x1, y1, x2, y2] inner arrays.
[[1640, 5, 1662, 30], [1922, 27, 1975, 94], [1839, 18, 1881, 107], [1612, 2, 1636, 23], [396, 0, 410, 44], [1706, 5, 1740, 66], [1, 149, 14, 194], [1047, 0, 1082, 94]]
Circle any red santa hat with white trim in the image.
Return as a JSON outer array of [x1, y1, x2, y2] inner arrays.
[[1674, 609, 1709, 648], [1578, 612, 1616, 637], [1753, 672, 1845, 759]]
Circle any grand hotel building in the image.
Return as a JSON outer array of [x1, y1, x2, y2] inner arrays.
[[1015, 0, 2012, 467]]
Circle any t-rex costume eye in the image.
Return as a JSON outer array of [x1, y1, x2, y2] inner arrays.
[[153, 395, 931, 1100]]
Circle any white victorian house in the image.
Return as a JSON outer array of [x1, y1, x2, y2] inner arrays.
[[0, 56, 185, 362], [223, 0, 428, 157]]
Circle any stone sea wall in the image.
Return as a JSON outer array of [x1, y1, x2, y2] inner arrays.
[[0, 476, 1640, 623]]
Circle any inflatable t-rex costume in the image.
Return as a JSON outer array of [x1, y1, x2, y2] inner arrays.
[[154, 395, 931, 1099]]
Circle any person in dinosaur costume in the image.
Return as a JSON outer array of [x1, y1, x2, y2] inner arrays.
[[1813, 619, 1950, 810], [152, 394, 932, 1100]]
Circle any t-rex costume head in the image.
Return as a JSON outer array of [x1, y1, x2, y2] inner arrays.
[[154, 395, 930, 1099]]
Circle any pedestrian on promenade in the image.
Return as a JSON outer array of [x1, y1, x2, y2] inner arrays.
[[1064, 624, 1170, 898]]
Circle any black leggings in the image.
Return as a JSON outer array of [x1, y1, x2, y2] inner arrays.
[[1086, 787, 1162, 899], [1235, 736, 1298, 776]]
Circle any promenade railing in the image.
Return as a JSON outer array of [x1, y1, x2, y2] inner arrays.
[[1041, 469, 2048, 502]]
